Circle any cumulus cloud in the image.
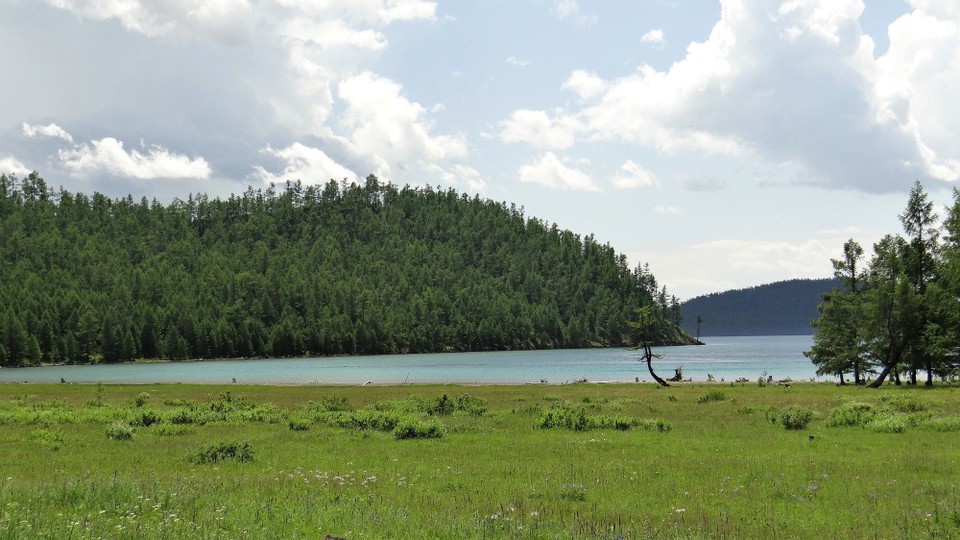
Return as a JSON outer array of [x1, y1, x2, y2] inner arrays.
[[0, 157, 31, 176], [59, 138, 211, 179], [430, 163, 488, 193], [552, 0, 596, 27], [612, 160, 659, 189], [519, 152, 600, 192], [336, 71, 466, 178], [640, 29, 665, 46], [506, 0, 959, 193], [506, 56, 529, 67], [22, 122, 74, 143], [41, 0, 257, 44], [252, 143, 358, 186], [499, 109, 580, 150]]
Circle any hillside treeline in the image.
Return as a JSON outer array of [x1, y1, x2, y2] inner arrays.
[[0, 173, 689, 366], [681, 279, 839, 336]]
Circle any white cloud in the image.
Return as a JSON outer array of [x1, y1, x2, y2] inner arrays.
[[562, 70, 607, 100], [552, 0, 596, 27], [431, 163, 488, 192], [0, 157, 31, 176], [875, 2, 960, 183], [532, 0, 958, 193], [22, 122, 74, 143], [499, 109, 580, 150], [41, 0, 257, 44], [59, 137, 211, 179], [655, 205, 682, 215], [612, 160, 659, 189], [640, 29, 665, 45], [336, 71, 466, 178], [506, 56, 529, 67], [519, 152, 600, 192], [253, 143, 358, 186]]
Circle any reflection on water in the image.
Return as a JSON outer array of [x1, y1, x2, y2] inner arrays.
[[0, 335, 819, 385]]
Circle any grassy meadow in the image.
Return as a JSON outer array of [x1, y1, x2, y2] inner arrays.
[[1, 381, 959, 539]]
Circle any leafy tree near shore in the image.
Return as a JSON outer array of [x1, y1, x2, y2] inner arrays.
[[0, 172, 692, 366], [809, 182, 960, 385]]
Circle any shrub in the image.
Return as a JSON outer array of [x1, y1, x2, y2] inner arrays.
[[288, 415, 312, 431], [167, 408, 195, 425], [320, 395, 350, 412], [133, 392, 151, 407], [189, 441, 254, 464], [697, 390, 727, 404], [635, 418, 672, 432], [130, 408, 162, 427], [393, 418, 446, 439], [428, 393, 455, 415], [455, 394, 488, 416], [106, 422, 134, 441], [918, 417, 960, 432], [826, 401, 874, 427], [536, 405, 588, 431], [778, 406, 814, 430], [867, 413, 908, 433], [879, 394, 926, 413], [667, 395, 678, 402]]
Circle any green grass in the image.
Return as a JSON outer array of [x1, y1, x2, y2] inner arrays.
[[1, 382, 959, 538]]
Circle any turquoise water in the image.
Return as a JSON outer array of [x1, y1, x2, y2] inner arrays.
[[0, 335, 820, 385]]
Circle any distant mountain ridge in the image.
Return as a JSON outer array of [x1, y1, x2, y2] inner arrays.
[[680, 278, 839, 337]]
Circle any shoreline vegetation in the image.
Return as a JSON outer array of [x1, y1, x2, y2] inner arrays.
[[1, 381, 958, 538], [1, 173, 697, 368]]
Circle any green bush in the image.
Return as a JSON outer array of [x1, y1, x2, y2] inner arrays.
[[320, 395, 350, 412], [130, 408, 162, 427], [455, 394, 488, 416], [697, 390, 727, 404], [918, 417, 960, 432], [777, 406, 814, 430], [167, 408, 195, 425], [826, 401, 874, 427], [288, 415, 312, 431], [867, 413, 908, 433], [106, 422, 134, 441], [393, 418, 446, 439], [428, 393, 455, 415], [133, 392, 151, 407], [879, 394, 926, 413], [189, 441, 254, 464], [635, 418, 672, 432], [332, 410, 406, 431]]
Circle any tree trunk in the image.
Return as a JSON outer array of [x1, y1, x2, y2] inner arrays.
[[854, 362, 861, 385], [868, 363, 894, 388], [925, 359, 934, 386], [643, 342, 669, 387], [909, 368, 917, 385], [839, 372, 846, 385]]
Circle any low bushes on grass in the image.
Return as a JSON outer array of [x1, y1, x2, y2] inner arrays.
[[867, 413, 908, 433], [393, 418, 446, 439], [766, 405, 814, 430], [535, 404, 670, 432], [189, 441, 254, 464], [917, 417, 960, 432], [106, 422, 134, 441], [287, 415, 312, 431], [697, 390, 727, 404], [155, 424, 192, 436], [826, 401, 875, 427], [129, 408, 162, 427], [879, 394, 926, 413]]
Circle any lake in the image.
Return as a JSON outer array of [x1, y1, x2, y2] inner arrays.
[[0, 335, 823, 385]]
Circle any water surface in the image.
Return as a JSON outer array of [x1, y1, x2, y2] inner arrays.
[[0, 335, 818, 385]]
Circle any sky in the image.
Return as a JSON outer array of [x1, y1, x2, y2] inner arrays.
[[2, 0, 959, 301]]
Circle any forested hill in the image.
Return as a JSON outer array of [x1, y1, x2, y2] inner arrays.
[[0, 173, 695, 367], [680, 278, 839, 337]]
